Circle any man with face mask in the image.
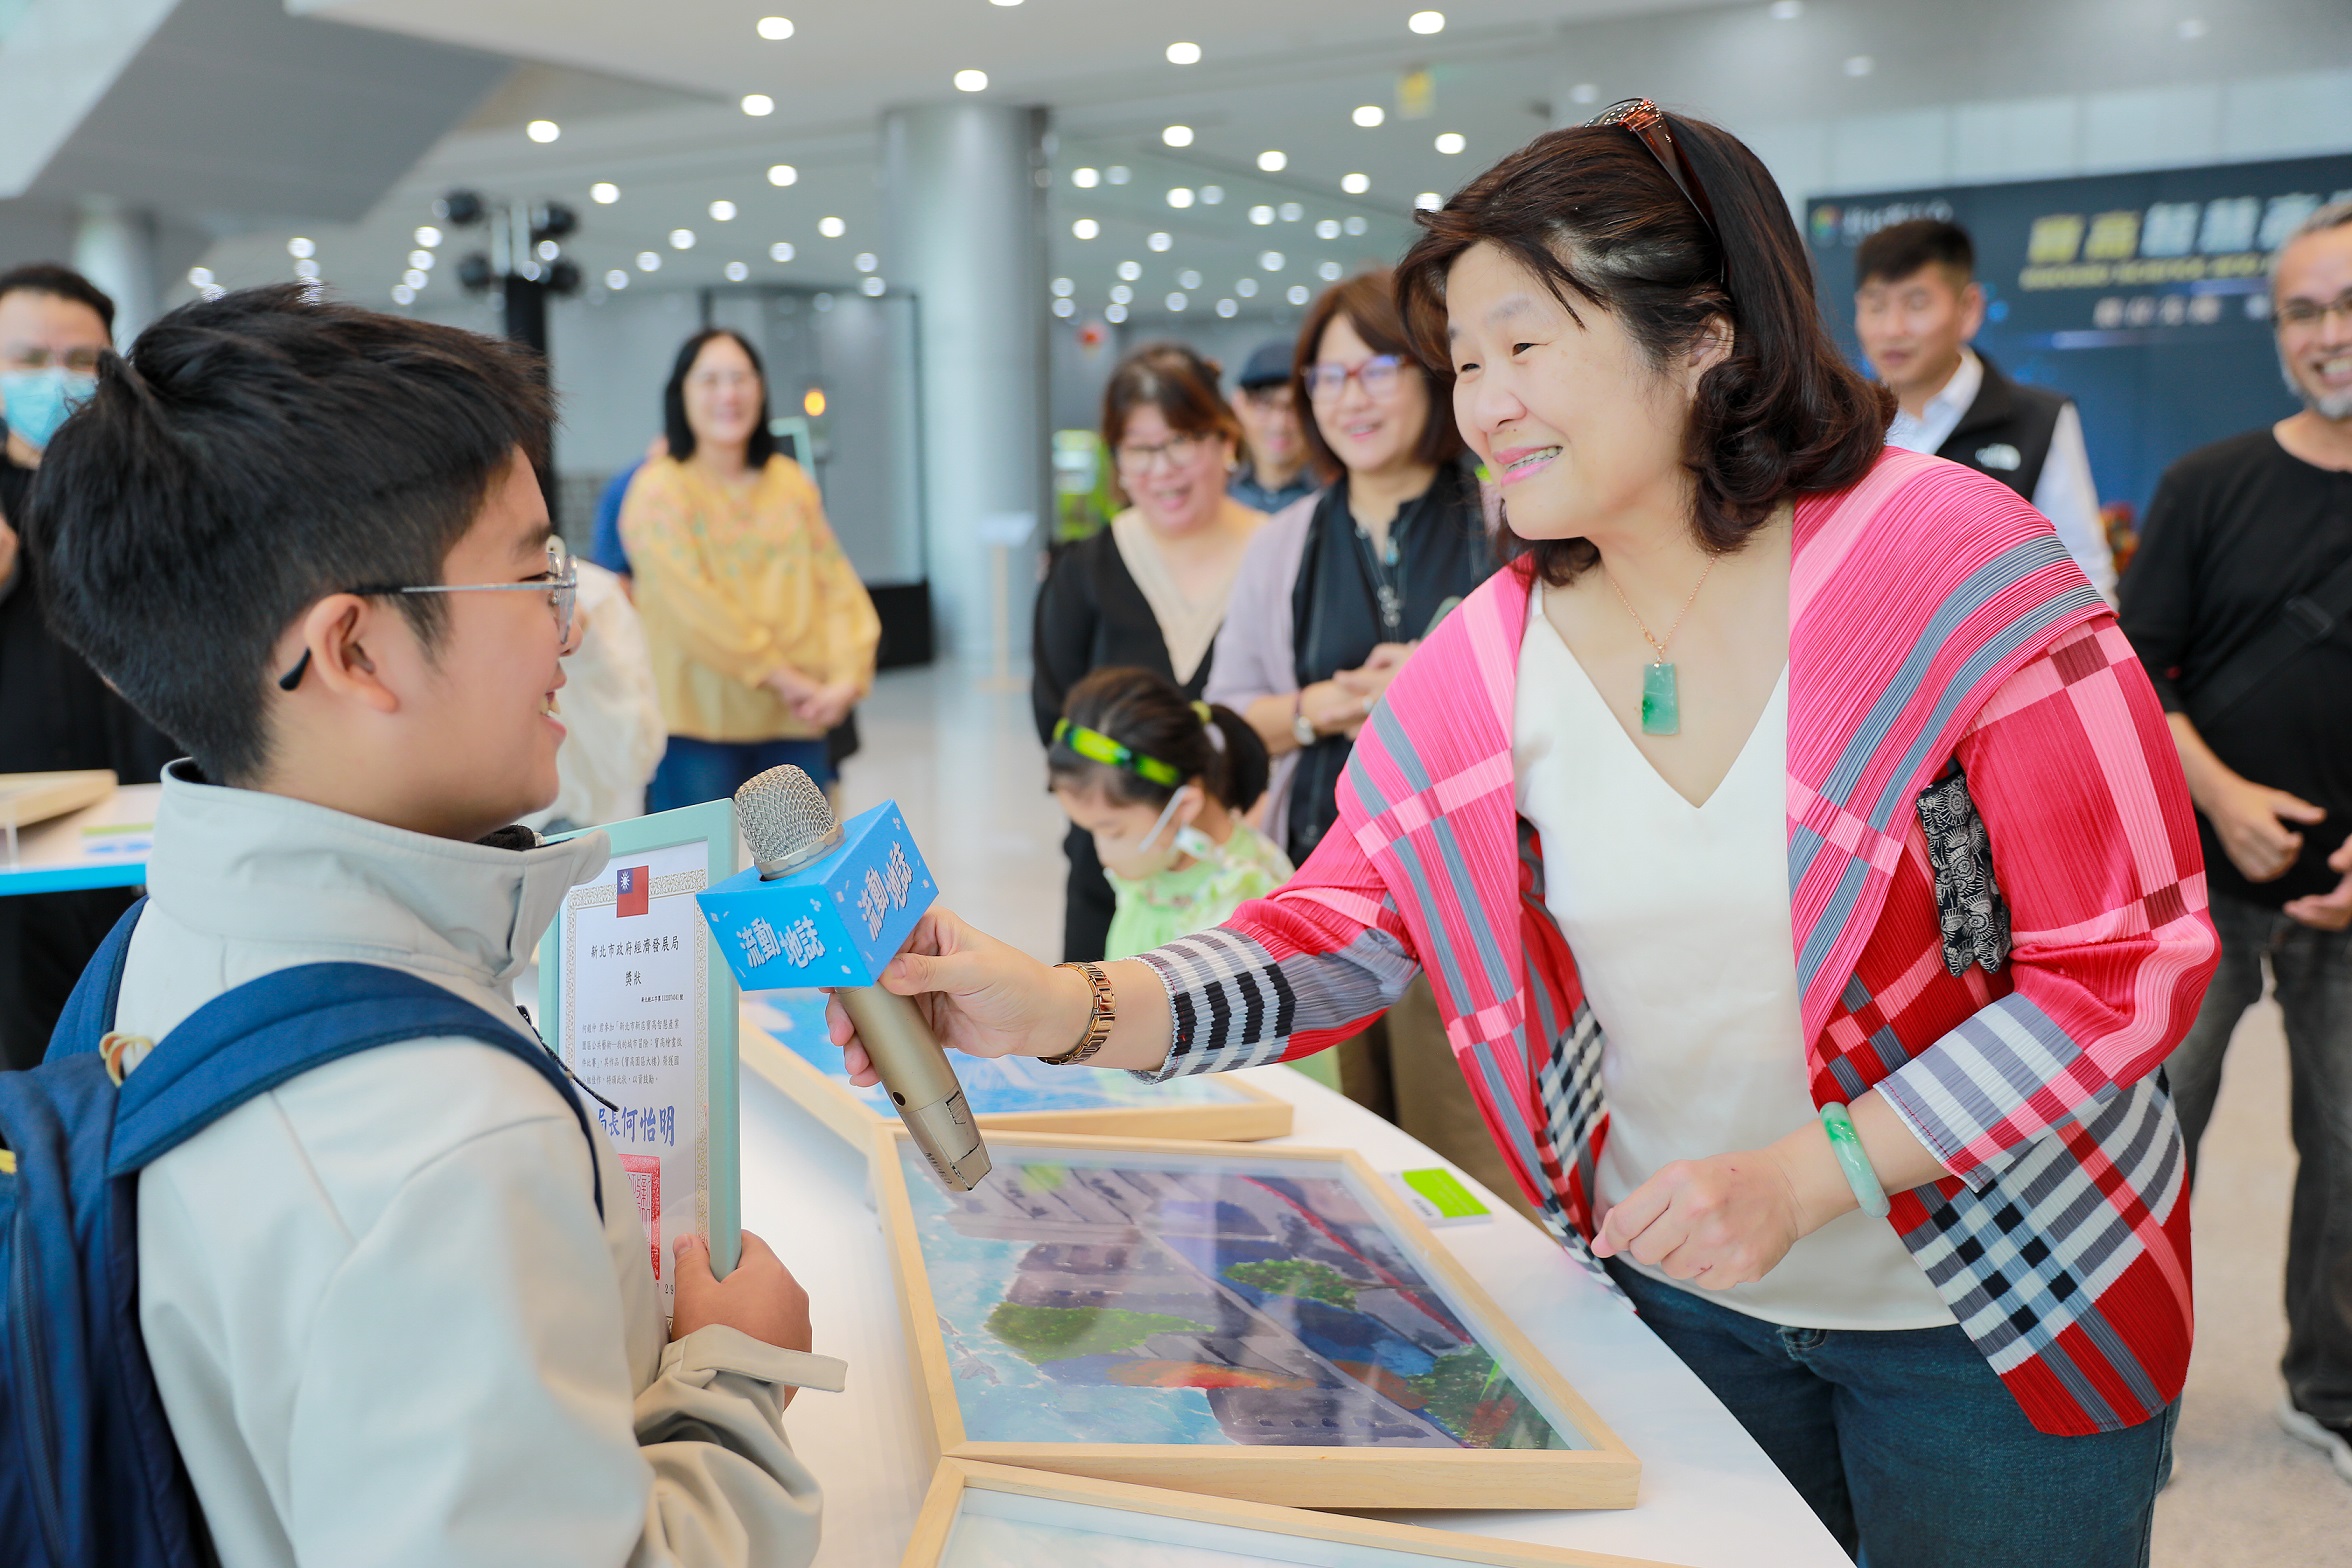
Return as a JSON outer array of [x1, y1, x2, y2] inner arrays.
[[2121, 199, 2352, 1485], [0, 263, 179, 1068]]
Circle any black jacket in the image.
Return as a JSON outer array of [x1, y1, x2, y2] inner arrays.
[[1935, 352, 2068, 502]]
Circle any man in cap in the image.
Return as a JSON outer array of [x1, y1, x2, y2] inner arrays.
[[1227, 340, 1316, 514]]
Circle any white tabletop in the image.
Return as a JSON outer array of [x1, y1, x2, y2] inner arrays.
[[741, 1057, 1848, 1568]]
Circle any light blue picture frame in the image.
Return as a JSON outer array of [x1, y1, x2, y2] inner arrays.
[[538, 799, 742, 1280]]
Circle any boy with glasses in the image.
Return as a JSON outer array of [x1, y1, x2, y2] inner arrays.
[[25, 286, 831, 1564], [2121, 199, 2352, 1484]]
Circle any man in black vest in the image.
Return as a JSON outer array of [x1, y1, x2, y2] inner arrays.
[[1854, 218, 2116, 599]]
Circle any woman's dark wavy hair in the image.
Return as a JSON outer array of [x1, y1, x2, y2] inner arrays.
[[1292, 269, 1463, 485], [663, 327, 776, 466], [1100, 341, 1241, 508], [1049, 666, 1270, 815], [1395, 112, 1892, 583]]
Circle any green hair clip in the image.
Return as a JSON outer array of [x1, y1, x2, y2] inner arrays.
[[1051, 718, 1184, 787]]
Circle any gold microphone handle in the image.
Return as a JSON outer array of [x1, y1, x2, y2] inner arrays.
[[838, 985, 991, 1191]]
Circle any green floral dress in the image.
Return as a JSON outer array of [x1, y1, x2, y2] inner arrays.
[[1102, 824, 1294, 961]]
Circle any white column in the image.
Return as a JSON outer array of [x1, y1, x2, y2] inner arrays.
[[881, 101, 1049, 660], [71, 196, 158, 344]]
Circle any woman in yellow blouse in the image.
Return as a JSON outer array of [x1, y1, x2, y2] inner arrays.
[[623, 328, 880, 810]]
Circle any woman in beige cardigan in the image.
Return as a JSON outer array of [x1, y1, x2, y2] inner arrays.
[[623, 328, 879, 810]]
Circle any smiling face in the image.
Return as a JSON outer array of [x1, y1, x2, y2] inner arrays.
[[683, 333, 764, 454], [1113, 403, 1233, 534], [1443, 241, 1714, 544], [400, 449, 573, 835], [1306, 313, 1432, 480], [2275, 221, 2352, 420], [1853, 263, 1983, 406]]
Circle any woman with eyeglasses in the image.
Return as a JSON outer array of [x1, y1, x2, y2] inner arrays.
[[1202, 269, 1502, 1189], [622, 328, 880, 812], [837, 105, 2217, 1565], [1032, 342, 1265, 962]]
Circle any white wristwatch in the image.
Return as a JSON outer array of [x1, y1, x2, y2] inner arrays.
[[1291, 696, 1317, 749]]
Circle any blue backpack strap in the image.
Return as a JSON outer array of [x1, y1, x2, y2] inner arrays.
[[44, 897, 147, 1063], [107, 963, 602, 1219]]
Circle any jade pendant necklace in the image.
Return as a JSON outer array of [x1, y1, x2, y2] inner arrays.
[[1602, 555, 1716, 736]]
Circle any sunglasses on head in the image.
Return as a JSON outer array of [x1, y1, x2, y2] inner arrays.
[[1586, 98, 1719, 241]]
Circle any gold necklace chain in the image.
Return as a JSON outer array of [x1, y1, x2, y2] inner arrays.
[[1602, 554, 1716, 662]]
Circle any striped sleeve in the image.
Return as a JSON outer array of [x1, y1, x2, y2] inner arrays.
[[1134, 816, 1423, 1082], [1877, 619, 2219, 1188]]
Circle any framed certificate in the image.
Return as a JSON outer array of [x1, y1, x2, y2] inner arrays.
[[538, 799, 743, 1317]]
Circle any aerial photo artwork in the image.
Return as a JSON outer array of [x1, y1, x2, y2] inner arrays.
[[939, 1496, 1511, 1568], [901, 1142, 1579, 1450], [747, 991, 1253, 1115]]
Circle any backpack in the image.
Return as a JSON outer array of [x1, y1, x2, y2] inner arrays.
[[0, 899, 601, 1568]]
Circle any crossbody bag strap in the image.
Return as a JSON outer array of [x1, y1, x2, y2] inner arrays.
[[2187, 547, 2352, 724]]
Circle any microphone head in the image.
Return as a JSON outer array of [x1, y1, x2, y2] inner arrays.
[[736, 765, 844, 879]]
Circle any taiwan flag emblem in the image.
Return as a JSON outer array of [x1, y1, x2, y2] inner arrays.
[[615, 865, 650, 917]]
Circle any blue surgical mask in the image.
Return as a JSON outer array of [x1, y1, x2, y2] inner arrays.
[[2, 368, 97, 452]]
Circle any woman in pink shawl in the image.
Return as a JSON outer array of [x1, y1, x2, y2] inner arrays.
[[830, 105, 2214, 1566]]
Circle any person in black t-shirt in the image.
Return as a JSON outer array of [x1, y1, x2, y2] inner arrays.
[[0, 263, 180, 1068], [2120, 199, 2352, 1481], [1031, 343, 1265, 961]]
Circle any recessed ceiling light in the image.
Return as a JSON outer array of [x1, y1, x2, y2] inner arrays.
[[1414, 191, 1443, 211], [590, 182, 619, 204], [1341, 173, 1370, 195], [1434, 132, 1466, 155], [637, 251, 661, 271], [1147, 231, 1173, 252], [288, 236, 315, 258], [1249, 204, 1275, 225], [409, 249, 435, 269], [818, 215, 846, 237], [1106, 302, 1128, 323], [527, 119, 560, 143], [187, 266, 214, 287], [293, 259, 320, 281], [2177, 16, 2208, 39], [710, 199, 738, 221], [414, 225, 444, 247], [391, 284, 414, 305], [1317, 260, 1343, 281], [1165, 292, 1188, 312], [1052, 297, 1076, 317], [1236, 277, 1259, 297], [1352, 105, 1385, 128], [742, 94, 774, 117], [862, 275, 885, 296], [1316, 219, 1341, 239], [1408, 10, 1444, 34], [536, 239, 559, 261], [1163, 124, 1193, 148], [1166, 41, 1201, 65], [756, 16, 794, 40], [989, 0, 1021, 6], [403, 268, 427, 289], [1106, 165, 1131, 184], [725, 261, 750, 281], [1177, 269, 1202, 289], [854, 252, 878, 272], [1216, 298, 1237, 317], [1117, 259, 1142, 280], [1072, 166, 1101, 188], [1051, 276, 1074, 295], [670, 228, 697, 249], [605, 269, 630, 289], [770, 241, 796, 262], [1257, 149, 1287, 172], [1072, 217, 1100, 239], [1769, 0, 1801, 18], [1110, 284, 1134, 304], [1167, 187, 1195, 208], [1344, 215, 1367, 236], [953, 68, 988, 92], [1199, 185, 1224, 205], [1285, 284, 1309, 305], [1278, 201, 1303, 221], [768, 164, 798, 187], [1259, 250, 1284, 271], [1844, 54, 1874, 75]]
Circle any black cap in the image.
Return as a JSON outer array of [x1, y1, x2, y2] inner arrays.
[[1236, 340, 1293, 390]]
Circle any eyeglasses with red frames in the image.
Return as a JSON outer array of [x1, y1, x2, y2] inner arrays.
[[1586, 98, 1719, 241]]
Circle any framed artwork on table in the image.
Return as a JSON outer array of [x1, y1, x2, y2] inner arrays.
[[874, 1128, 1638, 1510], [741, 990, 1291, 1144], [903, 1461, 1685, 1568], [539, 799, 743, 1321]]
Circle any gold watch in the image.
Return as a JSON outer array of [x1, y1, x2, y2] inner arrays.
[[1042, 961, 1116, 1065]]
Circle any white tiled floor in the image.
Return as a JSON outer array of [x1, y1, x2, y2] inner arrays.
[[841, 659, 2352, 1562]]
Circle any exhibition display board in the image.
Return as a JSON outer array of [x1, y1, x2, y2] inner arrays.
[[903, 1461, 1683, 1568], [873, 1126, 1641, 1511], [741, 989, 1292, 1144]]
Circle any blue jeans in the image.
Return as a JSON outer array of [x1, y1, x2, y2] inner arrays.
[[1610, 1261, 2174, 1567], [2164, 892, 2352, 1426], [646, 735, 834, 815]]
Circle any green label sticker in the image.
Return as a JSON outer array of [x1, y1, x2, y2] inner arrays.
[[1397, 1166, 1491, 1221]]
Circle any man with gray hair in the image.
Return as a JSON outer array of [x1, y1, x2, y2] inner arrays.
[[2121, 197, 2352, 1483]]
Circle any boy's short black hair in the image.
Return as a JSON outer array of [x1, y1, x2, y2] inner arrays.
[[1854, 218, 1976, 291], [0, 263, 117, 334], [25, 284, 553, 784]]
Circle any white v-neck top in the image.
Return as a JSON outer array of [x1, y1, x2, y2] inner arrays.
[[1513, 585, 1953, 1330]]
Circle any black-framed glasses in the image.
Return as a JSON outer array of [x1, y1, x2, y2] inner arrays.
[[276, 535, 578, 691], [1304, 354, 1404, 402], [2276, 287, 2352, 332], [1114, 433, 1206, 474], [1587, 98, 1719, 240]]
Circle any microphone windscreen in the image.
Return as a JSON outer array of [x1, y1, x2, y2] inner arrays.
[[736, 765, 840, 875]]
